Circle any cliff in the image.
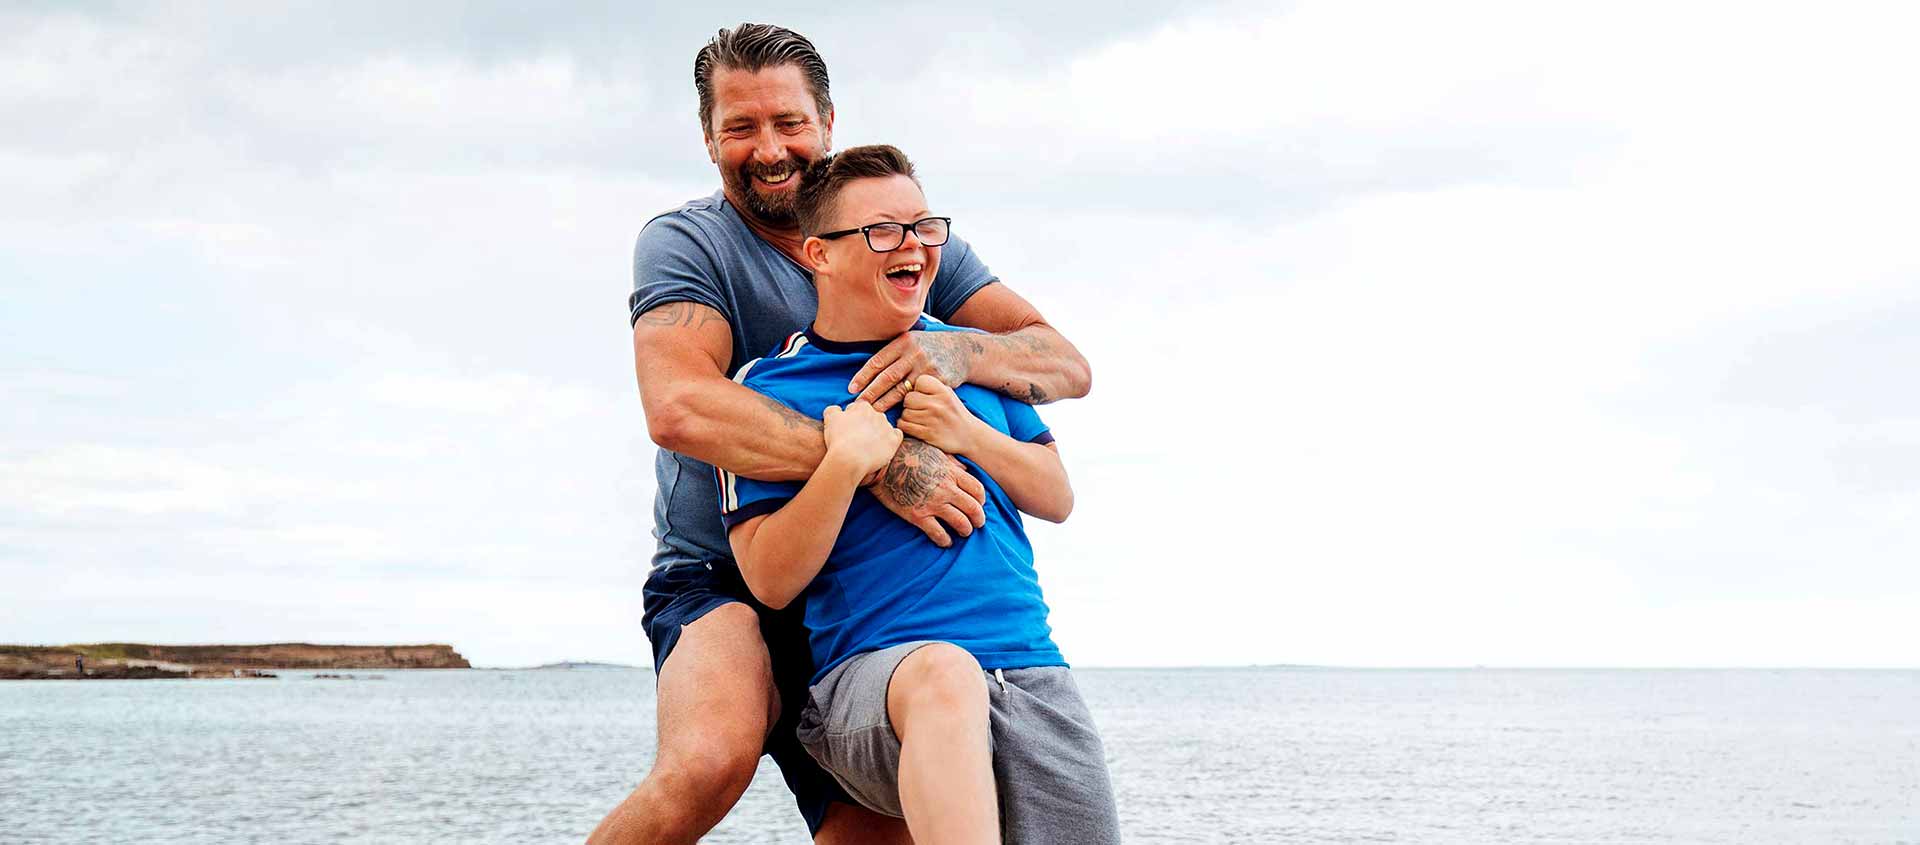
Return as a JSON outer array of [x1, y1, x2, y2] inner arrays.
[[0, 643, 470, 679]]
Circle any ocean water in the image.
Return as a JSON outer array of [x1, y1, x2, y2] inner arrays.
[[1, 668, 1915, 843]]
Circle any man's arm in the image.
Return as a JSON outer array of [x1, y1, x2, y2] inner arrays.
[[633, 300, 986, 543], [633, 301, 825, 482], [849, 282, 1092, 410]]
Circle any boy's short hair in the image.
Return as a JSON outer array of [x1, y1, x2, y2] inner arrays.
[[794, 144, 919, 237]]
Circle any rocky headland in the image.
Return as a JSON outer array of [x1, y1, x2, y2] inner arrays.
[[0, 643, 469, 680]]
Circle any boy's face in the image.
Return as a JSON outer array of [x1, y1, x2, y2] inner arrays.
[[810, 174, 940, 334]]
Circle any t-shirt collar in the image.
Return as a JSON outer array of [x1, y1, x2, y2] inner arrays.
[[804, 316, 931, 353]]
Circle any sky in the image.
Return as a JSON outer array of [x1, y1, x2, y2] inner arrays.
[[4, 1, 1916, 668]]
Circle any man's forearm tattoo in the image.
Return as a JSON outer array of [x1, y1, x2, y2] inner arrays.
[[1005, 381, 1049, 404], [755, 393, 822, 432], [991, 330, 1057, 404], [638, 302, 726, 329], [1008, 331, 1048, 353], [878, 438, 945, 507], [926, 334, 985, 384]]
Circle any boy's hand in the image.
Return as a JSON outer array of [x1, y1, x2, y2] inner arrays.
[[823, 401, 903, 480], [898, 375, 987, 456]]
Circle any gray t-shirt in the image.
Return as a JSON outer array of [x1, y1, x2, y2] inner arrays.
[[629, 190, 997, 570]]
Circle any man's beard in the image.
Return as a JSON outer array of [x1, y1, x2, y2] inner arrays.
[[725, 155, 816, 225]]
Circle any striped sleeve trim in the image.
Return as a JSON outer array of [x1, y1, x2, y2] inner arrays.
[[718, 357, 765, 514], [717, 464, 737, 514], [776, 331, 810, 359]]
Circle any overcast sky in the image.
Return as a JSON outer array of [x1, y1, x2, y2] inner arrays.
[[4, 2, 1916, 668]]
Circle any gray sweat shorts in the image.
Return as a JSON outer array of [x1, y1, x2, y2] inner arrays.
[[794, 641, 1122, 844]]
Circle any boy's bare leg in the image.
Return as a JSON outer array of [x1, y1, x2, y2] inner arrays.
[[588, 603, 776, 845], [887, 644, 999, 845]]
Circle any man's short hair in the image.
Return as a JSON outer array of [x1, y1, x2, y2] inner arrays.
[[694, 23, 833, 135], [793, 145, 920, 237]]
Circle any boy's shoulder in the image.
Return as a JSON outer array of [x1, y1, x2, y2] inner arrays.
[[734, 333, 853, 409], [736, 316, 970, 398]]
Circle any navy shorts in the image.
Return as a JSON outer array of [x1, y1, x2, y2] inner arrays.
[[641, 559, 851, 835]]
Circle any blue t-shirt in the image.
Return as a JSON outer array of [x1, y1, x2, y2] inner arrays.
[[718, 317, 1065, 681], [630, 190, 998, 572]]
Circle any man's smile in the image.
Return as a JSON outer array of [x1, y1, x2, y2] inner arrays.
[[751, 163, 797, 188]]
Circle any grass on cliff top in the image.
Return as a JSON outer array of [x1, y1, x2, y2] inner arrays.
[[0, 645, 72, 659], [70, 644, 148, 660], [0, 644, 170, 660]]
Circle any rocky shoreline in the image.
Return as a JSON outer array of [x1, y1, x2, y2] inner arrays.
[[0, 643, 469, 680]]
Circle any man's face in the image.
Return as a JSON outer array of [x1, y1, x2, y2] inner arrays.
[[811, 174, 941, 333], [705, 64, 833, 226]]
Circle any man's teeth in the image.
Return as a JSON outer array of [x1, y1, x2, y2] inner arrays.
[[758, 170, 793, 184]]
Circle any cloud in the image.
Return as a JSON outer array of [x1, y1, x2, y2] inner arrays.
[[2, 444, 361, 518]]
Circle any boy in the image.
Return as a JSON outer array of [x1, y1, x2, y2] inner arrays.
[[717, 145, 1120, 845]]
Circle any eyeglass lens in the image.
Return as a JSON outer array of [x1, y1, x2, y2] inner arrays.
[[866, 218, 950, 251]]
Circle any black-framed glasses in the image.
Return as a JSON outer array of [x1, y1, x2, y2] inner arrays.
[[817, 217, 952, 252]]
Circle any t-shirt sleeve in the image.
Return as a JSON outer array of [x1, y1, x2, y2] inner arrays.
[[1000, 394, 1055, 446], [718, 467, 802, 529], [925, 232, 998, 321], [629, 214, 730, 326]]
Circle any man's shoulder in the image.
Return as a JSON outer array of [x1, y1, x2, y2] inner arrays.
[[637, 191, 738, 247]]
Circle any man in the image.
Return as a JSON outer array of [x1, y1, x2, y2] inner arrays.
[[589, 24, 1091, 845], [724, 144, 1120, 845]]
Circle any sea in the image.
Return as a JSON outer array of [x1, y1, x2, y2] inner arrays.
[[2, 668, 1915, 843]]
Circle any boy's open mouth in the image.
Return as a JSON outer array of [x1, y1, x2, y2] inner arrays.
[[884, 261, 923, 290]]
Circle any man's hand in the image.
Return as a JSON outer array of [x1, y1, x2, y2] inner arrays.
[[849, 331, 988, 411], [898, 375, 989, 456], [867, 437, 988, 548]]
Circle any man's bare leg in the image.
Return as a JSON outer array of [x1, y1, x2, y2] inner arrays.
[[588, 603, 777, 845], [888, 644, 998, 845], [815, 802, 913, 845]]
